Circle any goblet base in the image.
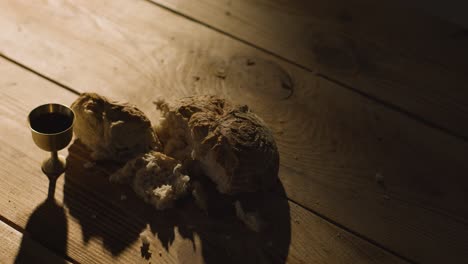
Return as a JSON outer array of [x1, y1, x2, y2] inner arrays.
[[42, 155, 66, 176]]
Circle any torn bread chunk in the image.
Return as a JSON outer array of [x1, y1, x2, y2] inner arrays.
[[110, 151, 190, 210], [153, 95, 229, 162], [71, 93, 161, 161], [155, 95, 279, 195]]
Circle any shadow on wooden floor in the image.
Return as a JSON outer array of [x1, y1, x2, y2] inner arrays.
[[15, 175, 68, 264], [62, 140, 291, 263]]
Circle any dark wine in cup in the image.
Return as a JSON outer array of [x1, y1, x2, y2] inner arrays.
[[28, 104, 75, 176]]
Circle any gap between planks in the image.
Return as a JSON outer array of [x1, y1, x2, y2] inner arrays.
[[287, 198, 416, 264], [0, 53, 80, 96], [0, 214, 78, 264]]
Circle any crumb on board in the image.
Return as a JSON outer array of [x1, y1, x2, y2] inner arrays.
[[214, 68, 227, 79], [246, 59, 255, 66], [375, 173, 385, 185], [91, 214, 97, 219], [120, 194, 127, 201], [83, 161, 95, 169], [140, 230, 152, 260], [140, 230, 152, 245]]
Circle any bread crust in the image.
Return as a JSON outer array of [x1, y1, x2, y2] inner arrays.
[[71, 93, 161, 161], [155, 95, 279, 194]]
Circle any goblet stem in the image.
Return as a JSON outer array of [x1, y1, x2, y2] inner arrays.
[[51, 151, 58, 165], [42, 151, 66, 176]]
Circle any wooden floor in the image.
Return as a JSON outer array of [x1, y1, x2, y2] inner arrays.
[[1, 0, 468, 263]]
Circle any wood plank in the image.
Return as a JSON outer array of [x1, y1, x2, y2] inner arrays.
[[0, 220, 70, 264], [150, 0, 468, 138], [0, 58, 406, 263], [406, 0, 468, 27], [0, 0, 467, 263]]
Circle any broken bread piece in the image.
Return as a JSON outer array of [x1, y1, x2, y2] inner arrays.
[[71, 93, 160, 161], [110, 150, 190, 210], [155, 95, 279, 195], [153, 95, 231, 162]]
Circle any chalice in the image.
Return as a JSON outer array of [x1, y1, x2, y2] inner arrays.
[[28, 103, 74, 176]]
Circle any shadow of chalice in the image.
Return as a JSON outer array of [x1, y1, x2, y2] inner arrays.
[[28, 103, 74, 178]]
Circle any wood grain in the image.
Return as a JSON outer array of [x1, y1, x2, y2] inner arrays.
[[0, 58, 405, 263], [150, 0, 468, 138], [0, 0, 467, 263], [0, 220, 70, 264]]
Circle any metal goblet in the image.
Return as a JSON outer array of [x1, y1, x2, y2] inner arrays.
[[28, 103, 75, 176]]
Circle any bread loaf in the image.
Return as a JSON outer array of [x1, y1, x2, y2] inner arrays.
[[71, 93, 161, 161], [155, 95, 279, 194]]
